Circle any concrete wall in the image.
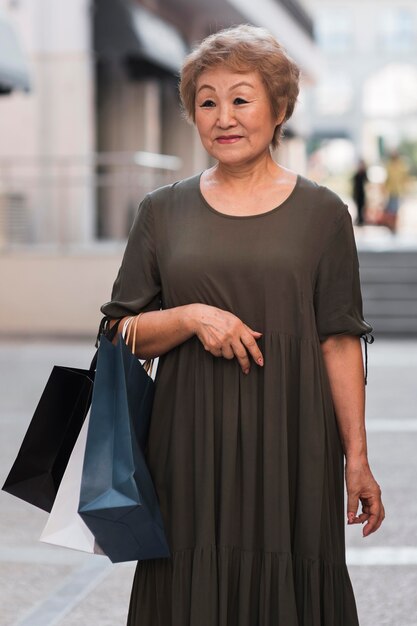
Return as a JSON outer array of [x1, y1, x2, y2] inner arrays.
[[0, 0, 96, 244], [1, 251, 125, 338]]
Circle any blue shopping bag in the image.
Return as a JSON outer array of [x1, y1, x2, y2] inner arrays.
[[78, 333, 170, 563]]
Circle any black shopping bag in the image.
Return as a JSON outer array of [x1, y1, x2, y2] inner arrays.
[[2, 365, 94, 512], [78, 334, 170, 563]]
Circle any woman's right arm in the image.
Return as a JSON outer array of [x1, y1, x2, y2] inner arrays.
[[109, 303, 264, 374], [110, 305, 196, 359]]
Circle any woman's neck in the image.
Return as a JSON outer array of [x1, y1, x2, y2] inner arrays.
[[206, 155, 285, 191]]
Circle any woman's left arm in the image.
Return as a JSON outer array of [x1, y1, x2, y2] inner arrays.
[[321, 335, 385, 536]]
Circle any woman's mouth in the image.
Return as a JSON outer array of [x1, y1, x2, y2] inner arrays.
[[216, 136, 242, 144]]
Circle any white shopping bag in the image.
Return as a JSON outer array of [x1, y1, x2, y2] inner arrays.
[[40, 412, 105, 555]]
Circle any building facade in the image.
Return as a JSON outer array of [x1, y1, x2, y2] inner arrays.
[[300, 0, 417, 167], [0, 0, 321, 246]]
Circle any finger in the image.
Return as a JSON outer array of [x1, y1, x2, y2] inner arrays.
[[220, 344, 235, 360], [241, 334, 264, 366], [377, 505, 386, 530], [363, 505, 385, 536], [242, 324, 264, 360], [347, 495, 359, 524], [230, 337, 260, 373], [362, 513, 380, 536], [232, 346, 251, 374], [246, 326, 263, 337], [362, 502, 385, 536], [351, 498, 372, 526]]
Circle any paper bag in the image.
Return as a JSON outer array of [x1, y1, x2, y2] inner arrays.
[[40, 412, 104, 555]]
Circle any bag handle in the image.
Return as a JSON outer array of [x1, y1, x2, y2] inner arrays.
[[123, 314, 155, 378], [90, 317, 121, 371], [95, 316, 120, 348]]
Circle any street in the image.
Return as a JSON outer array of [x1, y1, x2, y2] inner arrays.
[[0, 337, 416, 626]]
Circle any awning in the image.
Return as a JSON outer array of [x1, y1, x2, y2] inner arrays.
[[94, 0, 188, 76], [0, 10, 30, 94]]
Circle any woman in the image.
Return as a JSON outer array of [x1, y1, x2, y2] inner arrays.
[[101, 25, 384, 626]]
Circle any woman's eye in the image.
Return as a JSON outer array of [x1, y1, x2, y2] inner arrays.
[[234, 97, 248, 105], [200, 100, 216, 108]]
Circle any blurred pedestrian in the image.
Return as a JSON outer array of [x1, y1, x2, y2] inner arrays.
[[383, 149, 409, 233], [100, 25, 384, 626], [352, 158, 368, 226]]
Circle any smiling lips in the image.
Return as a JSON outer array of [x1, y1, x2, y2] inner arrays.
[[216, 135, 242, 144]]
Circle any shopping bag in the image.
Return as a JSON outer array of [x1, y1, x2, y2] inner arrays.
[[40, 411, 105, 555], [2, 364, 94, 512], [78, 333, 170, 563]]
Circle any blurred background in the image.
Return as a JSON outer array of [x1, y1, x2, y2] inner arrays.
[[0, 1, 416, 625], [0, 0, 416, 336]]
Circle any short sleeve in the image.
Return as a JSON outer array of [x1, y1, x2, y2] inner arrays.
[[100, 195, 161, 320], [314, 207, 373, 342]]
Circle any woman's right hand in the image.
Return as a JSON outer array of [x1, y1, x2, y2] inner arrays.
[[185, 303, 264, 374]]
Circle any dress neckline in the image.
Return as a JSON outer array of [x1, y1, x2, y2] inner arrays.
[[197, 172, 300, 220]]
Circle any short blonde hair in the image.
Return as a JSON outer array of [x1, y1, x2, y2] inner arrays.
[[179, 25, 300, 149]]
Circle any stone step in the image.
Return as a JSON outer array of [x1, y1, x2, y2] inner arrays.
[[364, 300, 417, 316], [365, 317, 417, 334], [358, 250, 417, 335], [362, 284, 417, 299], [359, 251, 417, 267], [360, 268, 417, 284]]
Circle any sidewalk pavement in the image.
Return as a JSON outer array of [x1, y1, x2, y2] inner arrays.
[[0, 338, 416, 626]]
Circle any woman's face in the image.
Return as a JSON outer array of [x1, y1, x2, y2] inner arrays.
[[194, 67, 285, 168]]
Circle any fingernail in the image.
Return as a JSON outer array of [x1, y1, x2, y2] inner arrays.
[[257, 358, 264, 365], [244, 368, 250, 375]]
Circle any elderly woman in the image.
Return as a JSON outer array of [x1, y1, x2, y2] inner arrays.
[[101, 25, 384, 626]]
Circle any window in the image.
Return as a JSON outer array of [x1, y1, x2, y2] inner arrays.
[[315, 11, 353, 53], [378, 9, 415, 52]]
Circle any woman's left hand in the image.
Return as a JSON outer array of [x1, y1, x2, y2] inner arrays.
[[345, 460, 385, 537]]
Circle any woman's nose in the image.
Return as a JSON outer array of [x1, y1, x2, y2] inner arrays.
[[216, 103, 237, 128]]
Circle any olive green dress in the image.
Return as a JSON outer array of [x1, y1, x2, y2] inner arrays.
[[100, 172, 373, 626]]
